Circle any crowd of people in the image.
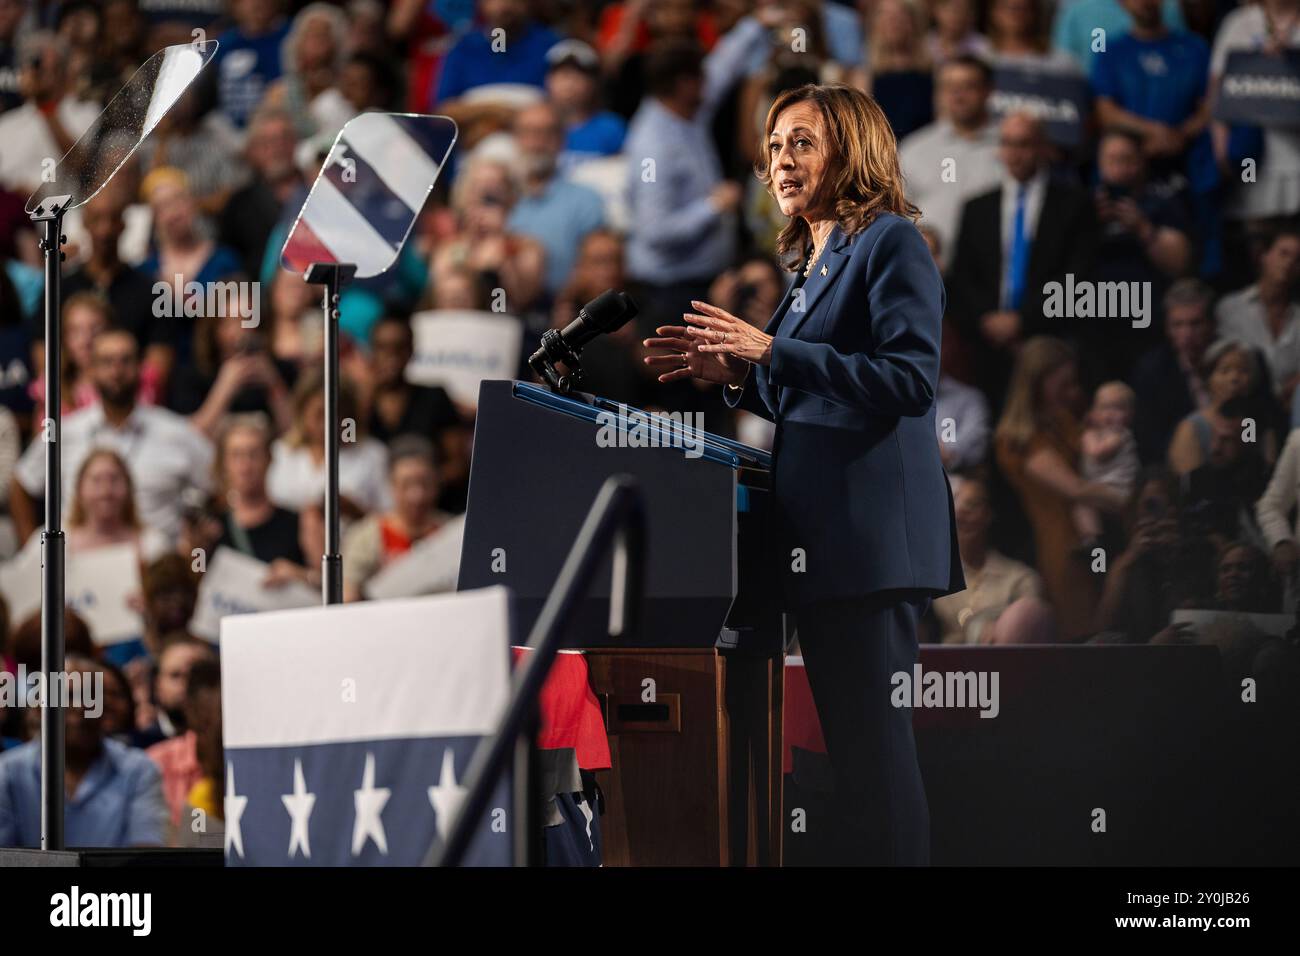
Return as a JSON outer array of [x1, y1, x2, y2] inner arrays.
[[1, 0, 1299, 848]]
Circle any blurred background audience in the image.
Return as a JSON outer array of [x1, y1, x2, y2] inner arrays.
[[2, 0, 1300, 849]]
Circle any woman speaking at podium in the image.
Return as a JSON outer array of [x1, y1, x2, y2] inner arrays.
[[645, 84, 964, 865]]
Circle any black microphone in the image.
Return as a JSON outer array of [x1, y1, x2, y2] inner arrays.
[[530, 289, 638, 392]]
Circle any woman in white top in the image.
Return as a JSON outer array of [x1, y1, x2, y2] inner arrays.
[[341, 435, 458, 602], [931, 477, 1053, 643], [267, 367, 392, 517], [65, 448, 171, 563], [8, 449, 171, 647]]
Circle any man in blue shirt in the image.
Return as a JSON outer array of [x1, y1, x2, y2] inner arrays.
[[1053, 0, 1186, 73], [544, 39, 627, 173], [506, 100, 607, 297], [0, 656, 167, 848], [213, 0, 290, 130], [434, 0, 561, 103], [623, 13, 776, 332], [1090, 0, 1219, 274]]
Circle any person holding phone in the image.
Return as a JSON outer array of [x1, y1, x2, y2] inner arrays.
[[1093, 128, 1194, 290], [172, 305, 295, 439]]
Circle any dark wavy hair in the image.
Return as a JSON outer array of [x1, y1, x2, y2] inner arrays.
[[754, 83, 921, 271]]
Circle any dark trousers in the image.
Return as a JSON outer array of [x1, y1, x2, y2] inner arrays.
[[793, 590, 931, 865]]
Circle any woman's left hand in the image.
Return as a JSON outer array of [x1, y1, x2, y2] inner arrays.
[[684, 300, 775, 366]]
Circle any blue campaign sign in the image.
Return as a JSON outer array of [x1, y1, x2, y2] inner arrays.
[[281, 112, 457, 279], [989, 66, 1090, 147], [1214, 50, 1300, 128]]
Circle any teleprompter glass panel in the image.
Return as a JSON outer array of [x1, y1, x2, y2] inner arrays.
[[280, 113, 458, 279], [26, 40, 219, 214]]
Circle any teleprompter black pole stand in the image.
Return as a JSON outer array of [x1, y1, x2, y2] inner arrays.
[[302, 262, 356, 605], [29, 194, 71, 851]]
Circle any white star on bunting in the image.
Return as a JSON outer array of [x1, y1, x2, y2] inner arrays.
[[427, 748, 467, 841], [281, 758, 316, 859], [225, 762, 248, 859], [351, 752, 391, 856]]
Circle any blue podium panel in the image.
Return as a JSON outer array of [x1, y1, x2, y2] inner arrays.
[[458, 381, 779, 649]]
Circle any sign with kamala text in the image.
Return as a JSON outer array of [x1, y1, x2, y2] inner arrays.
[[406, 310, 524, 406], [0, 542, 143, 644], [190, 547, 318, 641], [989, 66, 1090, 147], [1214, 50, 1300, 128]]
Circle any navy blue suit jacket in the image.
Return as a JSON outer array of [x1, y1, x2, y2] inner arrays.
[[726, 213, 964, 607]]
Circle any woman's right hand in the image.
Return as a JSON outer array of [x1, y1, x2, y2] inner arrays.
[[643, 325, 749, 387]]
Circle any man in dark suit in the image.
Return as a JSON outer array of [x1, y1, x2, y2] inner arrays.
[[946, 113, 1099, 404], [1130, 279, 1214, 464]]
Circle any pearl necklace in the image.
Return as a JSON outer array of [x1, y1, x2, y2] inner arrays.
[[803, 238, 826, 277]]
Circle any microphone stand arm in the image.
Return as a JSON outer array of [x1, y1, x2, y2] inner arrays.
[[529, 328, 584, 394]]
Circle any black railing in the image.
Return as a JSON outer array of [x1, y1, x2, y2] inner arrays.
[[427, 474, 646, 867]]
